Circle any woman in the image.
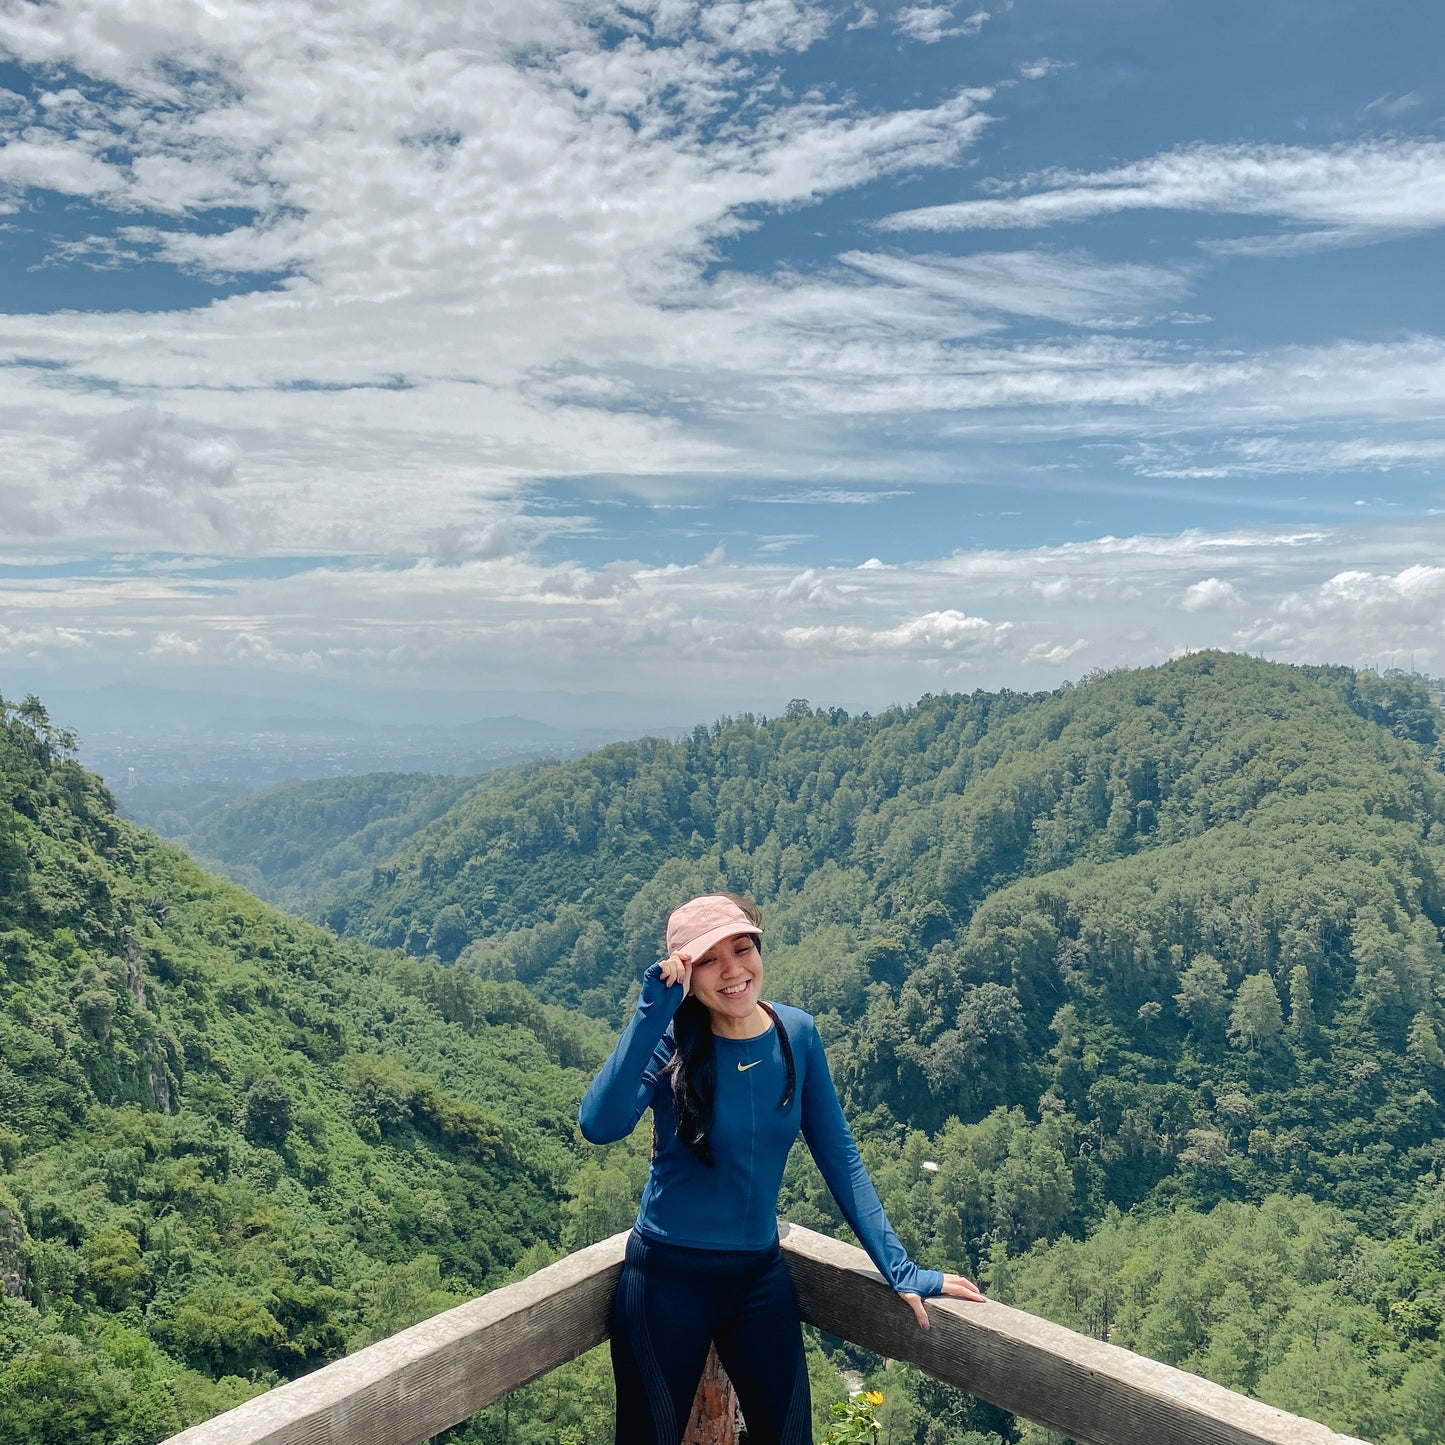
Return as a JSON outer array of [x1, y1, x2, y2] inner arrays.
[[580, 892, 984, 1445]]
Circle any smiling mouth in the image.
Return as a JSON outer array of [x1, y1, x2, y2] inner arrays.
[[719, 981, 749, 998]]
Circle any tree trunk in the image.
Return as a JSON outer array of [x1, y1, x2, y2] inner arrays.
[[682, 1343, 740, 1444]]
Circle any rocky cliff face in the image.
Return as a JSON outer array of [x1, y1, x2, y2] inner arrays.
[[0, 1202, 26, 1299]]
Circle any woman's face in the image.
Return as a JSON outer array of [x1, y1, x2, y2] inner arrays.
[[689, 931, 763, 1022]]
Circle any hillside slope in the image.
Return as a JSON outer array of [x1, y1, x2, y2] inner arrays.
[[121, 771, 484, 913], [0, 695, 597, 1443]]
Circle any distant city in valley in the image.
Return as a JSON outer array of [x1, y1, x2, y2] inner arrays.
[[87, 718, 636, 791], [16, 679, 703, 792]]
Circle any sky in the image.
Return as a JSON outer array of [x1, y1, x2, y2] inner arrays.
[[2, 0, 1444, 727]]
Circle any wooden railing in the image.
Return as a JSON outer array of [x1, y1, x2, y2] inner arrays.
[[163, 1223, 1370, 1445]]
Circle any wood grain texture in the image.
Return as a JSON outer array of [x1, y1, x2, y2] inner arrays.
[[777, 1223, 1371, 1445]]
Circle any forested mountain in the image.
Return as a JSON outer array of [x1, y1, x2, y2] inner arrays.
[[119, 771, 486, 913], [319, 657, 1445, 1214], [306, 653, 1445, 1441], [5, 658, 1445, 1444], [0, 694, 604, 1442]]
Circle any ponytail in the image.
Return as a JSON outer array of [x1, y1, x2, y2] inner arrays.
[[760, 1000, 796, 1112], [667, 996, 716, 1164]]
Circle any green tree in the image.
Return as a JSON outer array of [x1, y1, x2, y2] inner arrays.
[[1228, 972, 1283, 1052], [1175, 954, 1229, 1037], [562, 1162, 637, 1249], [242, 1075, 295, 1148], [82, 1227, 149, 1310], [351, 1256, 461, 1348], [1286, 964, 1315, 1037], [1391, 1349, 1445, 1445], [1405, 1011, 1444, 1069], [429, 903, 470, 963]]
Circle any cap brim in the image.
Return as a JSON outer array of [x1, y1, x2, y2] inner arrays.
[[676, 920, 761, 962]]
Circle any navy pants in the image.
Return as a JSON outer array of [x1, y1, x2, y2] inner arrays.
[[610, 1230, 811, 1445]]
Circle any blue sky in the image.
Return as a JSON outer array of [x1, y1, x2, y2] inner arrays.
[[2, 0, 1444, 723]]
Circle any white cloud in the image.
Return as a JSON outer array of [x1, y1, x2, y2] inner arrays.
[[2, 11, 1441, 568], [1181, 577, 1242, 612], [2, 1, 1445, 711], [1362, 91, 1421, 121], [1234, 564, 1445, 668], [839, 249, 1194, 327], [0, 622, 91, 653], [430, 520, 519, 565], [76, 406, 260, 549], [1129, 427, 1445, 482], [776, 568, 841, 606], [1200, 229, 1367, 259], [696, 0, 833, 52], [148, 631, 201, 656], [880, 138, 1445, 249], [6, 518, 1445, 699], [536, 563, 641, 601], [874, 608, 1009, 649], [224, 630, 323, 669], [746, 486, 912, 505], [0, 3, 1003, 553], [1017, 58, 1067, 82], [1024, 639, 1085, 664], [1316, 565, 1445, 609], [774, 611, 1008, 655], [1032, 578, 1072, 600], [0, 483, 60, 537], [895, 4, 990, 44], [0, 138, 124, 198]]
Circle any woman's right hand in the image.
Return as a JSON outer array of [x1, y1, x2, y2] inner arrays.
[[657, 950, 692, 998]]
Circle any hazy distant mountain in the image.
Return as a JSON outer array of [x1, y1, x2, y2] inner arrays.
[[30, 680, 690, 790], [18, 676, 746, 735]]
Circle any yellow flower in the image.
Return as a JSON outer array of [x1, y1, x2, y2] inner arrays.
[[864, 1390, 884, 1406]]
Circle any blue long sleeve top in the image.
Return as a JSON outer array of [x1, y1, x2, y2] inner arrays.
[[579, 964, 943, 1298]]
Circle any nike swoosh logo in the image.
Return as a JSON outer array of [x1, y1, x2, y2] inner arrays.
[[737, 1060, 762, 1072]]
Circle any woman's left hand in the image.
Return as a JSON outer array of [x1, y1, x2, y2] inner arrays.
[[898, 1274, 986, 1330]]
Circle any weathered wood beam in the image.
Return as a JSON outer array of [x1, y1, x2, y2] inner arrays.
[[161, 1233, 627, 1445], [778, 1223, 1370, 1445], [161, 1224, 1372, 1445]]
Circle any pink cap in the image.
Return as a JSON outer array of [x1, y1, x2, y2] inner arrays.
[[665, 894, 761, 962]]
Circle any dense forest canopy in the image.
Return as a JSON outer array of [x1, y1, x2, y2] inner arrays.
[[4, 656, 1445, 1444]]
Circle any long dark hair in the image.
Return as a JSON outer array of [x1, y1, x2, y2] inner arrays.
[[664, 895, 795, 1164]]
